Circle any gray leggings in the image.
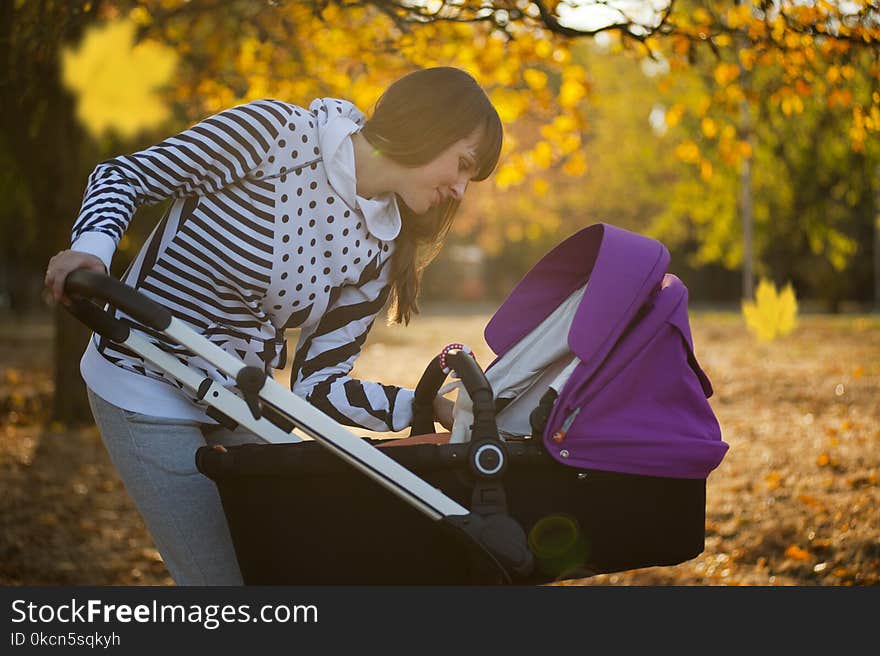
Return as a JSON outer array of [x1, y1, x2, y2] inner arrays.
[[87, 387, 265, 585]]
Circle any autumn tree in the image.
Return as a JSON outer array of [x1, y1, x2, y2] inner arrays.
[[5, 0, 878, 421], [645, 2, 879, 309], [344, 0, 879, 300]]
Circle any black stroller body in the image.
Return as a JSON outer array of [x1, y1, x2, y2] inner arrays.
[[195, 436, 706, 585]]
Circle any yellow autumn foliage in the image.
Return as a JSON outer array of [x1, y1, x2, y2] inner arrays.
[[54, 0, 877, 203], [713, 63, 741, 86], [725, 5, 752, 30], [490, 87, 529, 123], [742, 279, 798, 342], [495, 160, 527, 189], [699, 159, 713, 180], [738, 48, 757, 70], [781, 95, 805, 116], [665, 103, 685, 128], [562, 151, 588, 177], [559, 78, 587, 109], [701, 117, 718, 139], [674, 140, 701, 163], [523, 68, 548, 90], [532, 178, 549, 196], [61, 17, 177, 139], [55, 1, 603, 195], [530, 141, 554, 169]]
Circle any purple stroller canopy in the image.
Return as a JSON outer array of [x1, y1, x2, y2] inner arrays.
[[485, 223, 728, 479]]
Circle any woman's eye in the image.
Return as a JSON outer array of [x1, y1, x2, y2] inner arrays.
[[459, 158, 471, 172]]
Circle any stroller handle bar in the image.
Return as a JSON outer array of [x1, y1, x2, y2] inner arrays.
[[411, 347, 498, 440], [65, 269, 172, 339]]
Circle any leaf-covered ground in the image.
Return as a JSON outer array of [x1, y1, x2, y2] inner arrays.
[[1, 309, 878, 586]]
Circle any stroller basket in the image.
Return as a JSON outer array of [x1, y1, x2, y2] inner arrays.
[[196, 438, 706, 585]]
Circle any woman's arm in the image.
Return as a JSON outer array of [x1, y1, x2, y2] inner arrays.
[[290, 258, 416, 433], [69, 99, 292, 271]]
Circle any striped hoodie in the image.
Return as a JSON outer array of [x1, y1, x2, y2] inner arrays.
[[72, 97, 415, 433]]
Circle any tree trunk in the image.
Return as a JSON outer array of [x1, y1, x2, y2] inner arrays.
[[740, 117, 754, 302], [737, 11, 755, 302], [52, 305, 93, 423]]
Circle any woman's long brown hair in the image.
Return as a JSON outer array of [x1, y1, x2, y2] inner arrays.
[[361, 67, 503, 324]]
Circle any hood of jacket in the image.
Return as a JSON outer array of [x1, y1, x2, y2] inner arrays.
[[311, 97, 401, 242]]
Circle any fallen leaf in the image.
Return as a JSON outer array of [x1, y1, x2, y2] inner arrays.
[[798, 494, 822, 509], [785, 545, 811, 561], [37, 512, 58, 527]]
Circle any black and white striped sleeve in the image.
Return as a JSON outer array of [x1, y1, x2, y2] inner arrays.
[[70, 99, 291, 268], [290, 258, 415, 433]]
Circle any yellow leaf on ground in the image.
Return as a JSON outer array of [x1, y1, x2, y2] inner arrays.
[[785, 545, 811, 561], [798, 494, 822, 509], [764, 471, 783, 490]]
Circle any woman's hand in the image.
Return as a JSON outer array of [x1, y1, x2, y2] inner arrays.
[[44, 250, 106, 305], [432, 395, 455, 431]]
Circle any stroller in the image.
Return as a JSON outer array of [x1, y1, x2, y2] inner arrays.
[[65, 222, 728, 585]]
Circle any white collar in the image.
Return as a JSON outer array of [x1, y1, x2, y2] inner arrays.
[[319, 115, 402, 242]]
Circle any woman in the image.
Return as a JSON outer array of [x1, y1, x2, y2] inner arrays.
[[44, 66, 503, 585]]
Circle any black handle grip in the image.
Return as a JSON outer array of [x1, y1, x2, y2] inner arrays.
[[409, 349, 498, 440], [66, 296, 131, 343], [64, 270, 173, 332], [410, 358, 448, 436]]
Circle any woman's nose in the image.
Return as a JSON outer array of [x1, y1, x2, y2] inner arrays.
[[449, 180, 468, 201]]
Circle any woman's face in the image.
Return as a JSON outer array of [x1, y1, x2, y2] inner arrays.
[[394, 128, 483, 215]]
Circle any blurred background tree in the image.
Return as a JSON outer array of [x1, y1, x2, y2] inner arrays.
[[1, 0, 877, 422], [645, 0, 880, 311]]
